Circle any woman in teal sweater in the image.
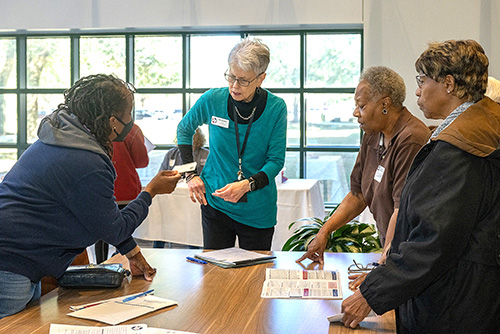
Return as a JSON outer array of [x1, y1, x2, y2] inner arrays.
[[177, 38, 287, 250]]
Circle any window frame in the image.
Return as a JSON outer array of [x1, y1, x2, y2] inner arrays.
[[0, 28, 364, 206]]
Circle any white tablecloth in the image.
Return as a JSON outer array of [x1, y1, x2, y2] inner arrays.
[[133, 179, 325, 250]]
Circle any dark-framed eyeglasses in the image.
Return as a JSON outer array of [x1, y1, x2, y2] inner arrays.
[[415, 73, 427, 88], [224, 70, 263, 87]]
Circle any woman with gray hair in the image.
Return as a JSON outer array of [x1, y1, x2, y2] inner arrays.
[[297, 66, 429, 270], [176, 38, 287, 250], [342, 40, 500, 333]]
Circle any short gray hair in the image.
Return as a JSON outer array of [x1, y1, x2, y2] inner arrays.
[[359, 66, 406, 107], [486, 76, 500, 103], [228, 38, 270, 74]]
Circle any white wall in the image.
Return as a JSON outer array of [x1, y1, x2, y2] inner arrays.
[[364, 0, 500, 124], [1, 0, 499, 124], [0, 0, 363, 30]]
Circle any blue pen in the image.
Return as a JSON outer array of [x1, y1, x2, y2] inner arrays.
[[122, 289, 154, 303], [186, 256, 207, 264]]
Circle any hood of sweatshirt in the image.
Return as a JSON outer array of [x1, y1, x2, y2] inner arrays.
[[37, 109, 110, 157]]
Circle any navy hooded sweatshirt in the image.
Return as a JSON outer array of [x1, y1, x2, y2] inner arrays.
[[0, 109, 151, 282]]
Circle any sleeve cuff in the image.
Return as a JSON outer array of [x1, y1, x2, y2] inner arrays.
[[125, 245, 141, 259]]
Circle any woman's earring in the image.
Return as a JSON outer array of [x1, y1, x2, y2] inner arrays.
[[382, 109, 388, 115], [256, 86, 262, 94]]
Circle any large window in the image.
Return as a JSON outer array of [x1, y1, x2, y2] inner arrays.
[[0, 30, 362, 205]]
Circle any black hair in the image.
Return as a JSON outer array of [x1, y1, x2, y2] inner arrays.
[[56, 74, 131, 157]]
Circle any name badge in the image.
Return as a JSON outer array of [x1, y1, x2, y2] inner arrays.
[[211, 116, 229, 128], [374, 165, 385, 183]]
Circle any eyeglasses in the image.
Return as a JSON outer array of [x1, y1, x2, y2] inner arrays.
[[347, 259, 379, 274], [415, 73, 427, 88], [224, 70, 263, 87]]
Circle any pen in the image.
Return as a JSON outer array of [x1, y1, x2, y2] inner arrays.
[[71, 301, 107, 311], [122, 289, 154, 303], [186, 256, 207, 264]]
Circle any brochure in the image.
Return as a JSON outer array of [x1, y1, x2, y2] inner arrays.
[[261, 268, 342, 299]]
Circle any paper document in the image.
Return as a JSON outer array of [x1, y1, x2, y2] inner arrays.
[[50, 323, 148, 333], [68, 293, 178, 325], [194, 247, 275, 268], [173, 162, 197, 173], [50, 324, 199, 334], [261, 268, 342, 299], [327, 310, 377, 322], [148, 329, 200, 334], [144, 136, 156, 153]]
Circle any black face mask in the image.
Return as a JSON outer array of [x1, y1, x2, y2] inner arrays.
[[113, 115, 134, 142]]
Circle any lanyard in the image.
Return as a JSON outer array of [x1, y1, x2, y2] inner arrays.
[[234, 106, 255, 180]]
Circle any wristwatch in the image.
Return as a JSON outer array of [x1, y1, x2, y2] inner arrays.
[[248, 177, 257, 192]]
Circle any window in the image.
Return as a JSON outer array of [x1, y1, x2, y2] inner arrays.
[[80, 36, 126, 79], [0, 30, 362, 206]]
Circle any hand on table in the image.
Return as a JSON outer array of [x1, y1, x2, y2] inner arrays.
[[341, 289, 373, 328], [128, 251, 157, 281], [295, 234, 328, 264], [348, 272, 368, 291]]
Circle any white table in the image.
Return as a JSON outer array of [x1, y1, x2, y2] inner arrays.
[[133, 179, 325, 250]]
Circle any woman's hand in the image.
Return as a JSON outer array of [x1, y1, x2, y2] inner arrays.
[[144, 170, 181, 198], [128, 251, 157, 281], [295, 233, 328, 264], [348, 272, 368, 291], [341, 289, 373, 328], [212, 180, 250, 203], [187, 175, 207, 205]]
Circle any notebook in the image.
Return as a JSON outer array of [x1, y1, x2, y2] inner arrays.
[[194, 247, 275, 268]]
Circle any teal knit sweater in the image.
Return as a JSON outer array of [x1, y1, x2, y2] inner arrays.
[[177, 87, 287, 228]]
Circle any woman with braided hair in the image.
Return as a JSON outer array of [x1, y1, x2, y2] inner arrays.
[[0, 74, 181, 319]]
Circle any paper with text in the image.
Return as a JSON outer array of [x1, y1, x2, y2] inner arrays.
[[50, 324, 199, 334], [261, 268, 342, 299], [50, 323, 148, 333]]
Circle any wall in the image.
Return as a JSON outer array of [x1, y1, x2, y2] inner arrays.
[[1, 0, 499, 124], [0, 0, 363, 30], [364, 0, 500, 124]]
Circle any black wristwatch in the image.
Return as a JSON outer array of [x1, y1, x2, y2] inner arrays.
[[248, 177, 257, 192]]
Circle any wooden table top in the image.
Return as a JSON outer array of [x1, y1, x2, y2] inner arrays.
[[0, 249, 395, 334]]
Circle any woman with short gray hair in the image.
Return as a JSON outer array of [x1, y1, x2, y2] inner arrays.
[[360, 66, 406, 108], [177, 38, 287, 250], [297, 66, 430, 271]]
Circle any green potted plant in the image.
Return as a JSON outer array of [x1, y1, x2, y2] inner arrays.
[[282, 205, 382, 253]]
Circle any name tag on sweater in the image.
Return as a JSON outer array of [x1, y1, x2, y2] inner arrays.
[[374, 165, 385, 183], [211, 116, 229, 128]]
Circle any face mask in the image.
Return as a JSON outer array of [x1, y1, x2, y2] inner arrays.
[[113, 115, 134, 142]]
